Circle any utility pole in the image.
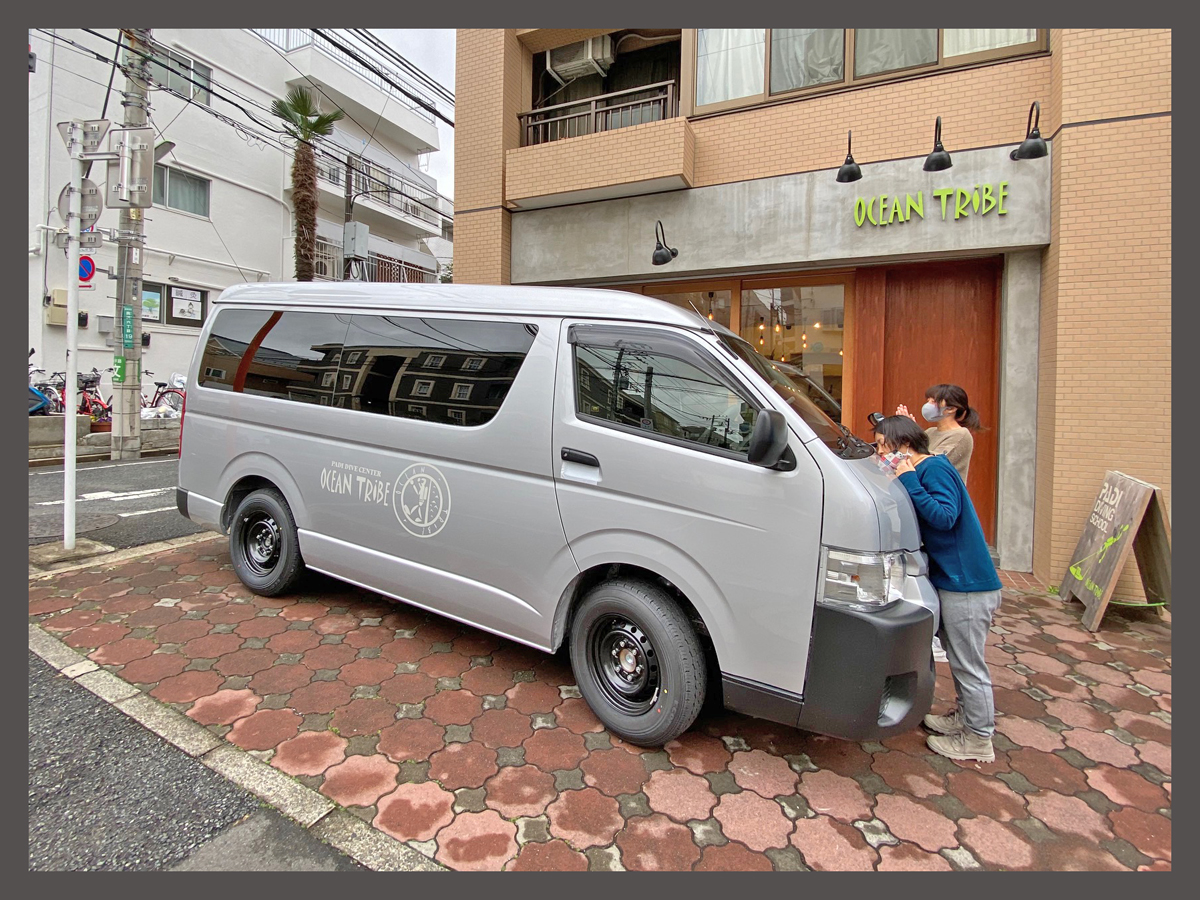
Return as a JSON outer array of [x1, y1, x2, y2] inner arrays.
[[343, 152, 355, 280], [110, 28, 152, 460]]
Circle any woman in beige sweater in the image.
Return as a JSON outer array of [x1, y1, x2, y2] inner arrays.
[[896, 383, 982, 484]]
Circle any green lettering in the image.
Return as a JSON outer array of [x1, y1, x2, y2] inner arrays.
[[933, 188, 953, 220], [855, 198, 867, 227], [905, 192, 924, 221], [955, 188, 972, 220], [878, 195, 888, 226], [971, 188, 981, 213], [980, 183, 996, 215], [866, 195, 879, 226], [998, 181, 1009, 215], [888, 196, 903, 224]]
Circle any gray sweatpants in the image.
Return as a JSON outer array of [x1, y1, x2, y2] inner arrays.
[[936, 588, 1003, 738]]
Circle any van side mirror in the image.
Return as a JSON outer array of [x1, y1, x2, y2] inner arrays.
[[747, 410, 789, 468]]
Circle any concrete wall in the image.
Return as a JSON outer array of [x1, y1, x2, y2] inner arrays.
[[510, 146, 1051, 284]]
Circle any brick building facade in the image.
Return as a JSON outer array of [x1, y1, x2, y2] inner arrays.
[[453, 28, 1170, 599]]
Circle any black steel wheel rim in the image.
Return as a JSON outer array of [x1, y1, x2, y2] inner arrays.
[[587, 614, 660, 715], [241, 512, 281, 576]]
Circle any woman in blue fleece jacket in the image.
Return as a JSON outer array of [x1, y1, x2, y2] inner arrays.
[[875, 415, 1003, 763]]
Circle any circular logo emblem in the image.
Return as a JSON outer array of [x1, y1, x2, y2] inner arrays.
[[393, 464, 451, 538]]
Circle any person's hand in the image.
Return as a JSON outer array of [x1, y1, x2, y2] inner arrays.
[[895, 404, 917, 422], [894, 455, 916, 476]]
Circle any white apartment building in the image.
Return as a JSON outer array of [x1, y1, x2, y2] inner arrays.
[[29, 28, 453, 385]]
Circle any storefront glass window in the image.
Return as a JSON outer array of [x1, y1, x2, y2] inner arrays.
[[643, 289, 732, 331], [740, 284, 845, 409]]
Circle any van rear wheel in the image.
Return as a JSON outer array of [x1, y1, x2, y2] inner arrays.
[[229, 488, 305, 596], [569, 579, 706, 747]]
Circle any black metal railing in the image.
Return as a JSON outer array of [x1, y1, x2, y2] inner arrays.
[[519, 81, 678, 146]]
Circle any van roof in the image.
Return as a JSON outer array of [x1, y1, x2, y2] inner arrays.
[[214, 282, 708, 329]]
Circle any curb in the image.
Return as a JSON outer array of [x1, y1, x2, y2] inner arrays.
[[28, 446, 180, 468], [28, 622, 447, 873], [29, 531, 225, 580]]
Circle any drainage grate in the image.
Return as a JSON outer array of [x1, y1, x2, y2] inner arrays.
[[28, 512, 120, 540]]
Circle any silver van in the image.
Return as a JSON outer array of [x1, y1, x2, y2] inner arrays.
[[177, 283, 937, 746]]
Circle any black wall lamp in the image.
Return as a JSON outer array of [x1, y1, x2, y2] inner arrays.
[[836, 130, 862, 183], [652, 220, 678, 266], [1011, 100, 1048, 160], [923, 116, 952, 172]]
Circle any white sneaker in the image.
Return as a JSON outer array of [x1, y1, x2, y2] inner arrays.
[[932, 636, 948, 662]]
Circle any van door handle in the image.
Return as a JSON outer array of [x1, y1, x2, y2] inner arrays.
[[561, 447, 599, 467]]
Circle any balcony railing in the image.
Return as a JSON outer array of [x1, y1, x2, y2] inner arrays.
[[519, 81, 678, 147], [313, 237, 436, 284], [313, 153, 451, 230], [252, 28, 438, 124]]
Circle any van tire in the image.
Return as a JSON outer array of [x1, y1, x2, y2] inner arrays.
[[228, 487, 305, 597], [569, 578, 706, 747]]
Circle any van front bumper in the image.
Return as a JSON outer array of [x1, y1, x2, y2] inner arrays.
[[793, 595, 935, 741]]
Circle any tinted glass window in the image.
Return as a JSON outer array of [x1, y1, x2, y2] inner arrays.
[[575, 343, 759, 455], [197, 309, 350, 402], [339, 315, 538, 426]]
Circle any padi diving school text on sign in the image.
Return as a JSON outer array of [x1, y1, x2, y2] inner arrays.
[[855, 182, 1009, 228]]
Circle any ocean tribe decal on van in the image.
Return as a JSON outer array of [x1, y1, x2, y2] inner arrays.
[[318, 459, 452, 538]]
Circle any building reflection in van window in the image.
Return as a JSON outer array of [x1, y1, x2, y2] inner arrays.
[[575, 343, 758, 454], [198, 309, 539, 428]]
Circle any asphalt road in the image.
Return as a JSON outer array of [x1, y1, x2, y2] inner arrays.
[[29, 455, 210, 549], [28, 652, 364, 872]]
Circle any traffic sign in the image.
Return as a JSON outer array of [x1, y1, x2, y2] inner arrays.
[[57, 119, 111, 153], [57, 179, 104, 230], [122, 307, 135, 349], [79, 256, 96, 281]]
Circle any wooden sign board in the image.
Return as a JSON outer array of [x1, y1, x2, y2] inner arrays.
[[1059, 471, 1172, 631]]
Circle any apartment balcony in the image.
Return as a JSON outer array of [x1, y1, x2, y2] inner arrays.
[[313, 237, 438, 284], [507, 84, 693, 209], [308, 154, 451, 240], [252, 29, 440, 155]]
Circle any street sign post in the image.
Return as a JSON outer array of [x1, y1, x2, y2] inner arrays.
[[58, 179, 104, 230], [105, 126, 155, 209]]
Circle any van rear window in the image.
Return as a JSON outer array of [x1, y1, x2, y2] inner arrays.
[[198, 308, 537, 427]]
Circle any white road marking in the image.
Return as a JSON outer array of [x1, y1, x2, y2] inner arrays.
[[117, 506, 178, 518], [36, 487, 173, 507], [31, 458, 177, 475]]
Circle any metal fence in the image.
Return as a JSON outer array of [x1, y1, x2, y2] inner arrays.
[[519, 81, 678, 146], [251, 29, 438, 124], [313, 154, 450, 231], [313, 237, 436, 284]]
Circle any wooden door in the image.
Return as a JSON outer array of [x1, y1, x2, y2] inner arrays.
[[881, 259, 1001, 545]]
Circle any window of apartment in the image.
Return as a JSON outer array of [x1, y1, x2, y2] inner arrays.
[[341, 373, 353, 390], [463, 357, 485, 371], [345, 351, 362, 366], [452, 383, 473, 401], [146, 41, 212, 105], [203, 366, 226, 380], [448, 409, 466, 425], [408, 404, 427, 417], [413, 380, 434, 397], [321, 372, 335, 388], [690, 28, 1044, 113], [153, 165, 210, 217], [423, 354, 446, 368]]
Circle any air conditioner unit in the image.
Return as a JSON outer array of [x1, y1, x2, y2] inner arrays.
[[546, 35, 614, 85]]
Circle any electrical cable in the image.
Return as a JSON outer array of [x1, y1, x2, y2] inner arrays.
[[348, 29, 454, 105]]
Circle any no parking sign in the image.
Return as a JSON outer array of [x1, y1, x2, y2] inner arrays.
[[78, 255, 95, 291]]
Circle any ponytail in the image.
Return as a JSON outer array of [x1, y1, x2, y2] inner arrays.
[[925, 383, 985, 431]]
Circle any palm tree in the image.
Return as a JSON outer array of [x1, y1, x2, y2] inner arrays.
[[271, 86, 344, 282]]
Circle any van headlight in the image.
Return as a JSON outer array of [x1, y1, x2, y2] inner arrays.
[[818, 547, 906, 612]]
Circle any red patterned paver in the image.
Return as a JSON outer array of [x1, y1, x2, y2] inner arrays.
[[28, 547, 1171, 873]]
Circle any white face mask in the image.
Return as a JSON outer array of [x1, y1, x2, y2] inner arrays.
[[921, 401, 946, 422]]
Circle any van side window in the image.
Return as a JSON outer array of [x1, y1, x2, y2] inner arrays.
[[574, 341, 760, 456], [197, 308, 349, 403], [341, 315, 538, 426]]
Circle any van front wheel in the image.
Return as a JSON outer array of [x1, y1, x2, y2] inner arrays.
[[569, 579, 706, 746], [229, 488, 305, 596]]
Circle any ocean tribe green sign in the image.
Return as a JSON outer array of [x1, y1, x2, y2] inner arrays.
[[854, 182, 1010, 227]]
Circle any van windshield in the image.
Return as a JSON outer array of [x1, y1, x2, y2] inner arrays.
[[714, 330, 874, 459]]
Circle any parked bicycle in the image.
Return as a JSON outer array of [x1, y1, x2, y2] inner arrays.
[[105, 370, 186, 414], [28, 349, 52, 416], [78, 367, 113, 422]]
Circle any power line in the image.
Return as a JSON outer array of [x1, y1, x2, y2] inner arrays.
[[312, 29, 454, 128], [349, 29, 454, 106]]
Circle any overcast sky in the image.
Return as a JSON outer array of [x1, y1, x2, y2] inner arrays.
[[374, 29, 456, 202]]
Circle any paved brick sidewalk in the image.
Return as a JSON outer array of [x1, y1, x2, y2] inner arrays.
[[29, 537, 1171, 871]]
